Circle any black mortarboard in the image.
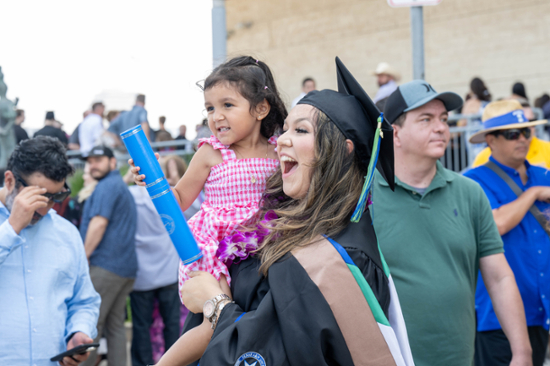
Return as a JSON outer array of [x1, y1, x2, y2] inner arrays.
[[298, 57, 395, 192]]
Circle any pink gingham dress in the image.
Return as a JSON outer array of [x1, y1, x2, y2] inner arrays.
[[178, 135, 279, 293]]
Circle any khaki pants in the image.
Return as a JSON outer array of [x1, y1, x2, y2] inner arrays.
[[82, 266, 134, 366]]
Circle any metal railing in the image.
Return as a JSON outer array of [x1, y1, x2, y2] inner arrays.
[[441, 113, 482, 173], [68, 110, 549, 174], [440, 109, 549, 173], [67, 139, 195, 171]]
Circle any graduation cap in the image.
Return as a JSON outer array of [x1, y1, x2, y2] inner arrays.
[[298, 57, 395, 222]]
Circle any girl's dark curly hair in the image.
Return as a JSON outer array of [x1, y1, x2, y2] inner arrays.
[[202, 56, 287, 138]]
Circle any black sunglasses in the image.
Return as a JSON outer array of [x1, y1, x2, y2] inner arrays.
[[490, 127, 531, 141], [14, 174, 71, 203]]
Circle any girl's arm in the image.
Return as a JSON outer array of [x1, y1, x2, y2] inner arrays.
[[155, 320, 213, 366], [173, 144, 221, 212]]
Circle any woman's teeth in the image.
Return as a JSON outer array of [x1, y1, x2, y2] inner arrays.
[[281, 156, 297, 174]]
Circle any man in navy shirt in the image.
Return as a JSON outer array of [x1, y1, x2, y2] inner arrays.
[[465, 99, 550, 366], [80, 145, 137, 366]]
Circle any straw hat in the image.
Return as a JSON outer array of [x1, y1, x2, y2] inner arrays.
[[469, 99, 547, 144], [371, 62, 401, 81]]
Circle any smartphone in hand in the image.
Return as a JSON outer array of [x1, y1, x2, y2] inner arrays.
[[50, 343, 100, 362]]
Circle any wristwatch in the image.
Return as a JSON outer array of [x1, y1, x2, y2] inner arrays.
[[203, 294, 230, 328], [211, 298, 233, 330]]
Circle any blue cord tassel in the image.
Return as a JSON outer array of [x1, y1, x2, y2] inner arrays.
[[351, 113, 384, 223]]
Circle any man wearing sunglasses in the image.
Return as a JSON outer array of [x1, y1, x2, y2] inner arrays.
[[0, 136, 100, 366], [472, 102, 550, 169], [465, 99, 550, 366]]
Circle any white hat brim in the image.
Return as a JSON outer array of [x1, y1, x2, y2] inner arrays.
[[371, 69, 401, 81], [469, 119, 547, 144]]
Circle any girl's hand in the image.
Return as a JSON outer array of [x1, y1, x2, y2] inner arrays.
[[128, 153, 160, 187], [180, 271, 229, 313]]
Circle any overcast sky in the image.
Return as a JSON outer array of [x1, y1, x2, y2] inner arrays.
[[1, 0, 213, 138]]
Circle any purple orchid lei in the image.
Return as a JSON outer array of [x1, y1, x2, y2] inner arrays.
[[216, 192, 372, 266], [216, 210, 278, 267]]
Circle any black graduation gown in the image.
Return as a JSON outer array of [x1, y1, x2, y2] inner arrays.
[[183, 213, 390, 366]]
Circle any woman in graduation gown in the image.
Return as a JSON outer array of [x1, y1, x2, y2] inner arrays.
[[180, 58, 415, 366]]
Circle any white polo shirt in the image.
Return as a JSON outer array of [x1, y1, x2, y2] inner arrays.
[[79, 113, 104, 155]]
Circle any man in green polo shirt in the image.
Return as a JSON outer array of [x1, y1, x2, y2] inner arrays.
[[373, 80, 532, 366]]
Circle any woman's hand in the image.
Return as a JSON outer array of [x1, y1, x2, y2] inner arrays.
[[128, 152, 160, 187], [180, 271, 229, 313]]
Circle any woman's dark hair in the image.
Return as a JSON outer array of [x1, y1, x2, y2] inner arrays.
[[202, 56, 287, 138], [512, 82, 527, 99], [470, 77, 491, 102], [7, 136, 74, 183], [257, 109, 366, 275], [534, 94, 550, 109]]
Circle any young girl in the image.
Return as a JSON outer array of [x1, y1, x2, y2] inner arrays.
[[130, 56, 287, 365]]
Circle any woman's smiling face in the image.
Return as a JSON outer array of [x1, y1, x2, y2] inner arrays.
[[277, 104, 316, 199]]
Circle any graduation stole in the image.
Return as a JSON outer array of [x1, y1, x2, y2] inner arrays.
[[292, 236, 414, 366], [324, 235, 390, 327]]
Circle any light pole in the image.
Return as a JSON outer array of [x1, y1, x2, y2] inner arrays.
[[410, 6, 425, 80], [212, 0, 227, 68]]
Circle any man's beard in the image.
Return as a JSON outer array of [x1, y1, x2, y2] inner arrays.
[[91, 167, 111, 181], [5, 189, 44, 227]]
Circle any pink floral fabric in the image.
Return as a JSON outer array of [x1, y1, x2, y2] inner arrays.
[[178, 135, 279, 299]]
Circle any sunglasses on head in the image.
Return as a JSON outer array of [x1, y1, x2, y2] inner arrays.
[[14, 174, 71, 203], [490, 127, 531, 141]]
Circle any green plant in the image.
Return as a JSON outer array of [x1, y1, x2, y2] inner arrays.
[[68, 169, 84, 197]]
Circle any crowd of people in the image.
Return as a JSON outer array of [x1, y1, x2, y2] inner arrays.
[[0, 54, 549, 366], [11, 94, 204, 162]]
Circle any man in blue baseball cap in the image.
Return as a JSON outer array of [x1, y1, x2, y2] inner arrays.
[[372, 80, 532, 366], [464, 99, 550, 366]]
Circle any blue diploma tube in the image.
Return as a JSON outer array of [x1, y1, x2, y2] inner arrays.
[[121, 125, 202, 265]]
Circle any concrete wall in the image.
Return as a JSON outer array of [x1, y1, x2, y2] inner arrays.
[[225, 0, 550, 109]]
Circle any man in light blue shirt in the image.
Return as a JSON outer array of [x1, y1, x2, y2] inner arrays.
[[108, 94, 154, 142], [0, 136, 100, 366]]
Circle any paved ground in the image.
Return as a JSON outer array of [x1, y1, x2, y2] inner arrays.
[[96, 324, 550, 366]]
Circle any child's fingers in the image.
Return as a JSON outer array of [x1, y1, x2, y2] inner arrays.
[[134, 174, 146, 186], [187, 271, 202, 278], [128, 158, 134, 167], [155, 152, 160, 161]]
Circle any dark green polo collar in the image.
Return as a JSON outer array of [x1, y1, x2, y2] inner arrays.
[[377, 161, 455, 197]]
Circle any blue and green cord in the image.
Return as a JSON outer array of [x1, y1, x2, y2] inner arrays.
[[351, 113, 384, 223]]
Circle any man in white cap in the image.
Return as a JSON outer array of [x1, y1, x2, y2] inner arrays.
[[464, 99, 550, 366], [371, 62, 400, 103]]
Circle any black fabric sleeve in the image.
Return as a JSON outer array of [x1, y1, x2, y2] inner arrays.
[[197, 256, 354, 366], [198, 292, 289, 366]]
